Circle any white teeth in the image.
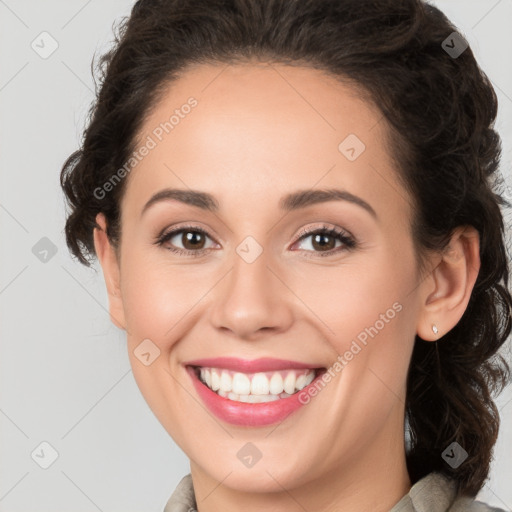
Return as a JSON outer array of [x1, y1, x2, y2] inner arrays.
[[232, 373, 251, 395], [197, 366, 318, 402], [283, 372, 296, 395], [269, 373, 284, 395], [227, 392, 280, 403], [304, 371, 315, 387], [298, 372, 315, 389], [252, 395, 280, 403], [296, 373, 307, 390], [204, 369, 212, 388], [251, 373, 269, 395], [211, 369, 221, 391], [220, 371, 232, 392]]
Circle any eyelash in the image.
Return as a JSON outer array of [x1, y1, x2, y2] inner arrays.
[[154, 223, 357, 258]]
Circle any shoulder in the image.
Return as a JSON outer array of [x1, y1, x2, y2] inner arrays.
[[449, 493, 507, 512]]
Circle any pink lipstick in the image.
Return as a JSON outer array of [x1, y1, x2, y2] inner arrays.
[[184, 357, 326, 427]]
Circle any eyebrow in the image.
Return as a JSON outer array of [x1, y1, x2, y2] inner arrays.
[[140, 187, 377, 219]]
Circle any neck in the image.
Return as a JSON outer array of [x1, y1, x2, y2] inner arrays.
[[189, 413, 411, 512]]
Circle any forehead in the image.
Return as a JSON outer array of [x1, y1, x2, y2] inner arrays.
[[139, 61, 383, 147], [121, 62, 409, 224]]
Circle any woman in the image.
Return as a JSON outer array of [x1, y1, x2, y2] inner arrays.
[[60, 0, 512, 510]]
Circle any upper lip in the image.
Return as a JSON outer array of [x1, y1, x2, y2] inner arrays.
[[184, 357, 325, 373]]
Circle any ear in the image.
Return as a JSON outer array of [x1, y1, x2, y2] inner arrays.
[[93, 213, 126, 331], [416, 225, 480, 341]]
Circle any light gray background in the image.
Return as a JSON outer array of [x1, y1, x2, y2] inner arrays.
[[1, 1, 511, 511]]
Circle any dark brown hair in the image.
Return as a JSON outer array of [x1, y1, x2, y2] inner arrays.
[[60, 0, 512, 496]]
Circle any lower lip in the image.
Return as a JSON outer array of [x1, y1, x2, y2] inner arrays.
[[186, 365, 324, 427]]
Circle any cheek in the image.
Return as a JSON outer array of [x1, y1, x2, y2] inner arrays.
[[288, 250, 416, 393], [119, 254, 173, 340], [119, 249, 219, 352], [289, 257, 409, 344]]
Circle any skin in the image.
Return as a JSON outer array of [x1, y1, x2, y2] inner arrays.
[[93, 62, 480, 512]]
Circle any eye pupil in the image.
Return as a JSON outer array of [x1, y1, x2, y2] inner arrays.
[[313, 233, 335, 251], [183, 231, 205, 250]]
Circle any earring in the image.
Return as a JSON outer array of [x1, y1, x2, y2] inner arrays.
[[432, 324, 439, 335]]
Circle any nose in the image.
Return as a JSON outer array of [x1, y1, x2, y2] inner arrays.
[[209, 249, 294, 340]]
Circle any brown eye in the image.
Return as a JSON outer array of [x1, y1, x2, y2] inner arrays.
[[310, 233, 337, 251], [156, 226, 217, 256], [180, 231, 207, 250], [292, 225, 357, 257]]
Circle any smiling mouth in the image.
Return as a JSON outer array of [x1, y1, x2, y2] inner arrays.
[[190, 366, 326, 403]]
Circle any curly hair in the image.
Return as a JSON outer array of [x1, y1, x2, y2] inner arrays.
[[60, 0, 512, 496]]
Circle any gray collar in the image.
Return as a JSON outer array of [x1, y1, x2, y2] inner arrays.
[[163, 471, 503, 512], [390, 472, 456, 512]]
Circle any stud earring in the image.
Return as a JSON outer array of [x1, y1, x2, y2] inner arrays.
[[432, 324, 439, 335]]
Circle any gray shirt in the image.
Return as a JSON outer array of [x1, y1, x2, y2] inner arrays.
[[162, 471, 506, 511]]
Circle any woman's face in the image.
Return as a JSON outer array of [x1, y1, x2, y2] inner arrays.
[[98, 63, 429, 493]]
